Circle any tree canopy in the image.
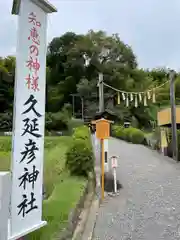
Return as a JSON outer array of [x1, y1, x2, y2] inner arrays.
[[0, 30, 179, 131]]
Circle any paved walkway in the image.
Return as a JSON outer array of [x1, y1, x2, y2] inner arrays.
[[93, 137, 180, 240]]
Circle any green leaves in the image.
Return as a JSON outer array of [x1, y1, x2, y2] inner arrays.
[[66, 126, 94, 177], [1, 30, 180, 131]]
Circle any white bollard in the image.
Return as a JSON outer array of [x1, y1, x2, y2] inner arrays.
[[111, 156, 118, 193], [0, 172, 10, 240], [113, 168, 117, 193]]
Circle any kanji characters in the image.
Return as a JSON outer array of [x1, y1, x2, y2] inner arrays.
[[25, 74, 31, 89], [20, 138, 39, 164], [25, 74, 40, 91], [18, 165, 39, 190], [16, 12, 43, 220], [22, 95, 42, 117], [26, 12, 41, 90], [17, 192, 38, 217], [28, 27, 40, 45], [26, 57, 40, 73], [31, 75, 40, 92], [21, 118, 42, 138], [28, 12, 41, 27], [29, 45, 39, 56]]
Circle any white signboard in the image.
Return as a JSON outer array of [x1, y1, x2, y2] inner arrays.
[[10, 0, 56, 238], [0, 172, 10, 240]]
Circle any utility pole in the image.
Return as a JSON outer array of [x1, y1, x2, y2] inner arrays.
[[169, 70, 178, 161], [98, 72, 104, 113]]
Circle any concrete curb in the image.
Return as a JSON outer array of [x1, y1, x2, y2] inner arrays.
[[81, 195, 100, 240], [72, 154, 102, 239], [72, 191, 95, 240]]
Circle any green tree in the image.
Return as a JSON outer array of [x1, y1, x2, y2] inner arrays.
[[0, 30, 177, 131]]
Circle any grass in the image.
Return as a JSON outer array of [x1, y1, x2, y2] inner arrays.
[[0, 136, 86, 240]]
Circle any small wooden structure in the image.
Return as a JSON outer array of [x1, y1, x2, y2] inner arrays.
[[90, 110, 116, 134], [157, 107, 180, 156], [157, 107, 180, 127], [92, 118, 113, 140], [91, 118, 113, 201]]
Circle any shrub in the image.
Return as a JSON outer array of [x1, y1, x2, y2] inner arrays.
[[112, 125, 119, 134], [45, 111, 69, 131], [123, 127, 134, 142], [129, 128, 145, 144], [66, 139, 93, 177], [117, 129, 125, 139], [112, 125, 125, 140], [73, 125, 89, 141], [0, 137, 11, 152], [0, 112, 12, 131], [66, 125, 94, 177], [68, 118, 84, 134], [44, 137, 62, 149], [112, 125, 145, 144]]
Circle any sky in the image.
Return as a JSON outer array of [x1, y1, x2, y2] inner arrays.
[[1, 0, 180, 70]]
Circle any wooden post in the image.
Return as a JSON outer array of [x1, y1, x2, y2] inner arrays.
[[169, 70, 178, 161], [94, 118, 113, 202]]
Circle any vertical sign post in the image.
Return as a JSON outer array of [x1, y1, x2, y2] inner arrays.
[[104, 139, 109, 172], [10, 0, 57, 239], [95, 118, 113, 201], [111, 156, 118, 193], [100, 138, 105, 200]]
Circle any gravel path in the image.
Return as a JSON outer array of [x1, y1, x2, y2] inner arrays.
[[93, 137, 180, 240]]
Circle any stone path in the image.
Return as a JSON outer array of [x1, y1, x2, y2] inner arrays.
[[93, 137, 180, 240]]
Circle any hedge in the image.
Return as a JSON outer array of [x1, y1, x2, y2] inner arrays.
[[0, 110, 70, 132], [72, 125, 90, 141], [0, 136, 64, 152], [66, 125, 94, 177], [112, 125, 145, 144]]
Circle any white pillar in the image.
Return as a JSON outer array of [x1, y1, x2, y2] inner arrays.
[[0, 172, 10, 240], [113, 168, 117, 193], [10, 0, 57, 239], [111, 156, 118, 193]]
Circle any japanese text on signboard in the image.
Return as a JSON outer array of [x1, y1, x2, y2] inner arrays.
[[26, 12, 41, 92], [17, 12, 42, 218]]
